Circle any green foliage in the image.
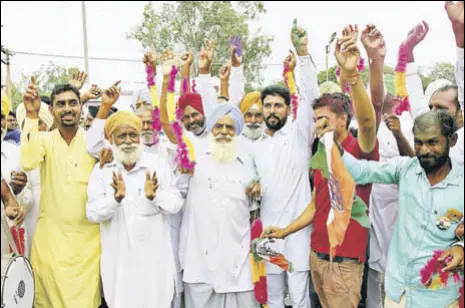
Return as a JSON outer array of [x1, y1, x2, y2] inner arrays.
[[127, 1, 273, 89], [10, 62, 79, 111]]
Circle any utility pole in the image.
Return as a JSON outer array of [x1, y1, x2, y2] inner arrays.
[[81, 1, 90, 81]]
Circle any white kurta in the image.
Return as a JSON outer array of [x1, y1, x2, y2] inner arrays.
[[369, 112, 414, 273], [86, 152, 183, 308], [178, 145, 256, 293], [252, 55, 319, 274]]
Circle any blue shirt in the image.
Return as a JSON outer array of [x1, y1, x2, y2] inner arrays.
[[342, 153, 463, 308]]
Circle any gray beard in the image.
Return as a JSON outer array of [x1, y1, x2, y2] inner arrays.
[[242, 123, 265, 140]]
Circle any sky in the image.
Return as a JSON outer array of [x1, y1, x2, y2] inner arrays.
[[1, 1, 458, 105]]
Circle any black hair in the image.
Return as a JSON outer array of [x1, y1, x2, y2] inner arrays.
[[312, 93, 353, 129], [413, 110, 458, 139], [261, 85, 291, 106], [40, 95, 51, 106], [434, 85, 461, 114], [50, 84, 81, 106], [8, 111, 16, 118]]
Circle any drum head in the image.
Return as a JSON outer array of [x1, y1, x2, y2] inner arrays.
[[1, 256, 34, 308]]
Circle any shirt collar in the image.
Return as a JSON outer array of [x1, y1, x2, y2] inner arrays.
[[414, 158, 462, 187], [105, 151, 151, 173], [260, 120, 292, 140]]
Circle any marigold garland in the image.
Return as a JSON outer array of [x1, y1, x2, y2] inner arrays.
[[283, 63, 299, 121], [393, 44, 411, 116]]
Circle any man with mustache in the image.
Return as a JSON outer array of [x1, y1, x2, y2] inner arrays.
[[337, 111, 463, 308], [178, 103, 259, 308], [86, 111, 183, 308], [239, 92, 266, 143], [20, 78, 107, 307], [250, 23, 319, 308]]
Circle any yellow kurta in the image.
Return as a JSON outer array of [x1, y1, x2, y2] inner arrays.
[[20, 118, 101, 308]]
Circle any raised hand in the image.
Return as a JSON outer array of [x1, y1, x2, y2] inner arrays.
[[403, 21, 429, 50], [111, 171, 126, 203], [384, 114, 402, 138], [99, 148, 114, 169], [181, 51, 194, 68], [291, 19, 309, 56], [143, 44, 158, 71], [101, 81, 121, 107], [199, 40, 215, 73], [230, 39, 243, 67], [160, 49, 180, 76], [23, 76, 41, 118], [361, 24, 387, 60], [335, 25, 361, 75], [69, 71, 88, 90], [144, 170, 159, 201], [5, 204, 26, 226], [445, 0, 464, 25], [81, 85, 103, 104], [283, 50, 297, 72], [219, 64, 231, 81]]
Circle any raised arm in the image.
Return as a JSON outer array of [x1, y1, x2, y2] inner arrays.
[[361, 25, 387, 131], [335, 25, 377, 153], [86, 82, 121, 158], [159, 49, 180, 145], [219, 64, 231, 99], [291, 22, 319, 147], [341, 150, 409, 186], [403, 22, 430, 119], [196, 40, 217, 118], [20, 77, 47, 171], [229, 42, 246, 107], [445, 0, 464, 113], [384, 114, 415, 157]]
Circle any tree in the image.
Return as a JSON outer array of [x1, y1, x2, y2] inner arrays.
[[127, 1, 273, 89], [317, 65, 395, 87], [418, 62, 455, 91], [10, 61, 79, 111]]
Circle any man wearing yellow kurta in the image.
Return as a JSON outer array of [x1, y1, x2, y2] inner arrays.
[[20, 79, 119, 308]]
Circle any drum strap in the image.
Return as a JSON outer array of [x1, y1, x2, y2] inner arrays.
[[1, 182, 20, 255]]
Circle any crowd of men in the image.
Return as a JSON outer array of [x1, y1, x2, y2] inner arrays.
[[1, 2, 464, 308]]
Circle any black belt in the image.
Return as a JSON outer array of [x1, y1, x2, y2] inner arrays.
[[313, 250, 359, 263]]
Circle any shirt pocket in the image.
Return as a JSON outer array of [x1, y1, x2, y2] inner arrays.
[[74, 155, 96, 185]]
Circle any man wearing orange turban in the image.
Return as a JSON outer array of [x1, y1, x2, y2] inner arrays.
[[239, 92, 265, 142]]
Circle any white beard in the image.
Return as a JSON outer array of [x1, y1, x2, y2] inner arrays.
[[141, 131, 154, 146], [209, 134, 237, 164], [242, 122, 265, 140], [112, 142, 142, 166]]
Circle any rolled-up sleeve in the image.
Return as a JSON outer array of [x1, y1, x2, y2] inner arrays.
[[229, 65, 246, 107], [86, 118, 110, 159], [20, 118, 46, 172], [342, 152, 409, 186], [406, 63, 429, 120], [196, 74, 217, 119]]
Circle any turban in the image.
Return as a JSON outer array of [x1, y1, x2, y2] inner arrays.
[[239, 91, 262, 115], [207, 103, 244, 136], [178, 93, 204, 115], [104, 111, 142, 139], [319, 81, 342, 95], [131, 88, 152, 111], [1, 91, 11, 117], [16, 101, 54, 130], [425, 79, 454, 104]]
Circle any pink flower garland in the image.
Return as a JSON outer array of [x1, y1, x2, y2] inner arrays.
[[283, 64, 299, 121], [393, 44, 411, 116], [335, 56, 365, 94], [167, 66, 196, 170], [192, 79, 197, 93], [146, 65, 162, 143], [182, 76, 189, 94], [420, 250, 462, 288]]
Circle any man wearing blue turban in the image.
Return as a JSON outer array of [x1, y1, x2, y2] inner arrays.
[[178, 103, 259, 308]]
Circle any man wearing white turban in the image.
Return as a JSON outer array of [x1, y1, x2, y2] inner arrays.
[[178, 103, 259, 308]]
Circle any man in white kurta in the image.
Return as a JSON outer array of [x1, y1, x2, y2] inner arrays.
[[86, 111, 183, 308], [178, 103, 259, 308], [252, 51, 319, 307]]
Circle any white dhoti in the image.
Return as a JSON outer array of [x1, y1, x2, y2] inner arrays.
[[267, 271, 311, 308], [184, 283, 259, 308]]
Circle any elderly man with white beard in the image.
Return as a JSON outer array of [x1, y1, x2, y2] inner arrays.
[[178, 103, 259, 308], [86, 111, 183, 308], [238, 92, 266, 144]]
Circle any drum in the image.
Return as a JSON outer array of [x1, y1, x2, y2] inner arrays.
[[1, 254, 34, 308]]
